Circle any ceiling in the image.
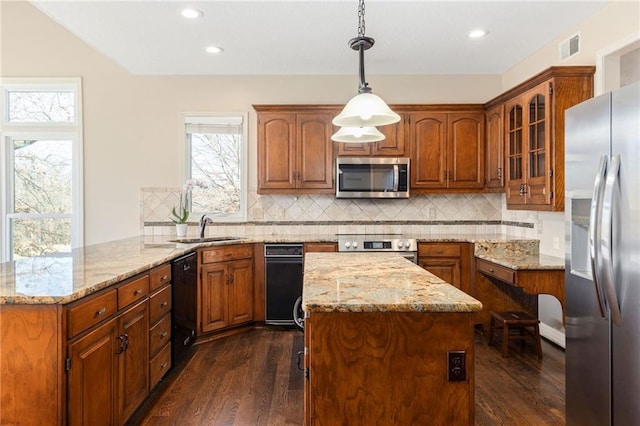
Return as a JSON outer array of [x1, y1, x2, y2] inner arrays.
[[30, 0, 608, 76]]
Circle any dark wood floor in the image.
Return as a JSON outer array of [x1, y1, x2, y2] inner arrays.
[[135, 326, 564, 426]]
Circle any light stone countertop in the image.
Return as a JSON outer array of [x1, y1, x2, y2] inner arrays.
[[475, 251, 565, 270], [302, 252, 483, 313], [0, 233, 547, 305]]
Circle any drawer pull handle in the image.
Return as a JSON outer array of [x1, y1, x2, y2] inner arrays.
[[160, 331, 168, 338], [96, 307, 107, 316], [134, 289, 142, 296], [161, 362, 168, 370], [160, 301, 168, 308], [160, 275, 168, 282]]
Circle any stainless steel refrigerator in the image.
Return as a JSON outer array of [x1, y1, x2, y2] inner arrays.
[[565, 81, 640, 426]]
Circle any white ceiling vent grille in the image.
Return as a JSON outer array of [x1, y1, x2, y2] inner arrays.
[[560, 33, 581, 61]]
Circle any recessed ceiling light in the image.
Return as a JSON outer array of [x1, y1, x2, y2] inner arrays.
[[468, 29, 488, 39], [181, 8, 203, 19], [205, 46, 224, 54]]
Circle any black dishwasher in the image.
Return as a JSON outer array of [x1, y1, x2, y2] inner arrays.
[[265, 244, 304, 326], [171, 252, 197, 366]]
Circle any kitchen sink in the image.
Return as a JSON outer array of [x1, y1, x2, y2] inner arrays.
[[169, 236, 243, 244]]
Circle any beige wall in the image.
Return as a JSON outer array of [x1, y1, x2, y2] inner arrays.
[[1, 2, 500, 245], [2, 1, 639, 248]]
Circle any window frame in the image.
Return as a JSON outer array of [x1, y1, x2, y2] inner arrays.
[[183, 112, 248, 223], [0, 77, 84, 261]]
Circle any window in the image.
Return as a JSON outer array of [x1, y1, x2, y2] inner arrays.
[[184, 114, 247, 221], [1, 78, 83, 261]]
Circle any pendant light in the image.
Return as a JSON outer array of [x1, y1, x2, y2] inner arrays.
[[331, 126, 385, 143], [332, 0, 400, 136]]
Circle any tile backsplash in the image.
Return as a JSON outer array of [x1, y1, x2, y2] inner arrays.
[[141, 188, 537, 238]]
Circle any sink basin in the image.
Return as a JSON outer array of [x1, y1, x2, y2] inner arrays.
[[169, 236, 243, 244]]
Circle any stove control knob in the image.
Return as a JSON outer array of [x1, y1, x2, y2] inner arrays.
[[352, 241, 358, 248], [344, 241, 351, 249], [397, 241, 404, 249], [404, 241, 412, 249]]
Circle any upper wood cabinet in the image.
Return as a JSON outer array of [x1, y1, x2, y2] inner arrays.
[[408, 108, 485, 192], [255, 106, 335, 194], [485, 104, 504, 191], [486, 66, 595, 211], [335, 114, 407, 157]]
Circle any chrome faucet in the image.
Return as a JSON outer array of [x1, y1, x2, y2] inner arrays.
[[199, 214, 214, 238]]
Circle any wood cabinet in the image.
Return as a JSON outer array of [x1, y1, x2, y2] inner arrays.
[[335, 115, 407, 157], [409, 108, 485, 192], [148, 264, 172, 389], [200, 245, 254, 333], [256, 106, 335, 194], [303, 242, 338, 253], [305, 311, 476, 425], [485, 104, 504, 190], [418, 242, 471, 294], [485, 66, 595, 210], [67, 294, 149, 426]]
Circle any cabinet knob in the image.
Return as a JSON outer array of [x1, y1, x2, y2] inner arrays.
[[160, 301, 168, 308], [96, 307, 106, 317], [133, 289, 142, 296], [160, 274, 169, 281], [160, 331, 168, 338], [489, 268, 495, 273], [161, 362, 168, 370]]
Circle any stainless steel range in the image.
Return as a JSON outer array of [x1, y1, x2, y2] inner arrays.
[[337, 234, 417, 263]]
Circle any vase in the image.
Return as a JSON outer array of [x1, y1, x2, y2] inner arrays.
[[175, 223, 188, 237]]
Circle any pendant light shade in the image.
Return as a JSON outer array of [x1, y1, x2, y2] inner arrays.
[[333, 93, 401, 127], [331, 126, 385, 143]]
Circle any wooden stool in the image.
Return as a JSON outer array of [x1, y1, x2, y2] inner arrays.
[[488, 311, 542, 359]]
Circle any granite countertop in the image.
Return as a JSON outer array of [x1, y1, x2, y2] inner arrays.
[[302, 252, 482, 313], [0, 232, 548, 305], [475, 251, 565, 270]]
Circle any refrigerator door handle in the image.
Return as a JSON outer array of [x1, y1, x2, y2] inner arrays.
[[600, 154, 622, 326], [589, 155, 608, 318]]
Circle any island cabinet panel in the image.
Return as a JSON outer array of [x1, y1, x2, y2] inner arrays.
[[303, 242, 338, 253], [199, 245, 254, 334], [0, 304, 63, 425], [305, 311, 476, 426]]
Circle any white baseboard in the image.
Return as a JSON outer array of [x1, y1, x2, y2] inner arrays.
[[540, 322, 565, 349]]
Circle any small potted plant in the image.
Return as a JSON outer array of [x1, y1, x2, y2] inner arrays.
[[170, 180, 194, 237]]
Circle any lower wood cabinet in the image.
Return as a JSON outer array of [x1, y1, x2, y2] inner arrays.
[[148, 263, 172, 389], [418, 242, 471, 294], [67, 316, 119, 426], [200, 245, 254, 333], [67, 298, 149, 426]]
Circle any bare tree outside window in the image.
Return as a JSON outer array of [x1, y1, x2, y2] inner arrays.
[[185, 116, 245, 220], [2, 82, 79, 261]]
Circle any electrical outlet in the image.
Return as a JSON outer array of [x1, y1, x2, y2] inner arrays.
[[428, 207, 437, 219], [278, 207, 286, 220], [537, 220, 544, 233], [447, 351, 466, 382], [553, 237, 560, 250]]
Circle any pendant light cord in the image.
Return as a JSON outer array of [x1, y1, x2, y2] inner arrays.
[[357, 0, 365, 38]]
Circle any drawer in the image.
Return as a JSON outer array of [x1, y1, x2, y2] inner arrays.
[[67, 289, 118, 338], [118, 275, 150, 310], [149, 284, 172, 325], [150, 343, 172, 389], [418, 243, 461, 257], [201, 245, 253, 263], [149, 313, 171, 358], [150, 264, 172, 292], [477, 258, 516, 285]]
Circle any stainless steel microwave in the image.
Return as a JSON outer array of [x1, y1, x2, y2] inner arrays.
[[336, 157, 410, 199]]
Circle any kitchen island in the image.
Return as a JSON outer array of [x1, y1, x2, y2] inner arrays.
[[302, 252, 482, 426]]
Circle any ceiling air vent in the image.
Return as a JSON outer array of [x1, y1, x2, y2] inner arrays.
[[560, 33, 580, 61]]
